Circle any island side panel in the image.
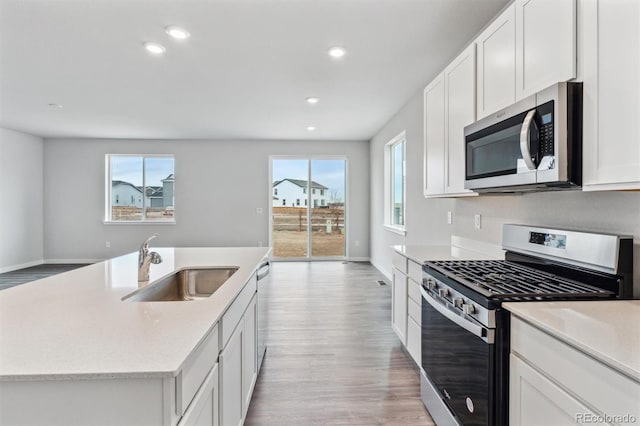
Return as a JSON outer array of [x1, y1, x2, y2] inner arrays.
[[0, 377, 174, 426]]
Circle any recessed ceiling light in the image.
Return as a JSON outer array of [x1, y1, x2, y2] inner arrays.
[[306, 126, 316, 131], [306, 97, 319, 105], [48, 103, 63, 108], [328, 46, 346, 58], [143, 42, 166, 55], [165, 26, 190, 40]]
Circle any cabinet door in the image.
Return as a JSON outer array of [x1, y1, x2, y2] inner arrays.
[[477, 3, 516, 119], [510, 354, 606, 426], [242, 295, 257, 417], [406, 317, 421, 366], [582, 0, 640, 190], [179, 364, 220, 426], [515, 0, 576, 99], [220, 322, 243, 426], [423, 73, 446, 197], [391, 268, 407, 344], [444, 44, 477, 195]]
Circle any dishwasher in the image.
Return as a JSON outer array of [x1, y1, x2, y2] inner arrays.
[[256, 260, 271, 372]]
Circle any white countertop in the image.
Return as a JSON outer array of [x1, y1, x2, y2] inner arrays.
[[0, 247, 270, 381], [392, 243, 503, 264], [505, 300, 640, 381]]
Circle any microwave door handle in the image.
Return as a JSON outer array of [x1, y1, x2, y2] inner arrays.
[[420, 287, 493, 344], [519, 109, 538, 170]]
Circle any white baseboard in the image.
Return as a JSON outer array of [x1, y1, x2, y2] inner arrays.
[[347, 257, 370, 262], [44, 259, 103, 264], [0, 259, 44, 274], [370, 258, 392, 280]]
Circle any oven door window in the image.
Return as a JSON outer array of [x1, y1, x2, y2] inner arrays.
[[421, 297, 493, 426], [465, 109, 539, 181]]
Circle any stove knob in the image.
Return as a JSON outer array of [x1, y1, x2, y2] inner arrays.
[[426, 280, 437, 290], [462, 304, 476, 315], [453, 297, 464, 308], [438, 288, 450, 298]]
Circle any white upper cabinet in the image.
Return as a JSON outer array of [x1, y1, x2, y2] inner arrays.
[[423, 45, 478, 198], [581, 0, 640, 190], [475, 1, 576, 118], [444, 44, 477, 195], [476, 4, 516, 119], [515, 0, 577, 99], [423, 73, 446, 197]]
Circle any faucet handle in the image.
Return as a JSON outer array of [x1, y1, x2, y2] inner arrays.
[[149, 251, 162, 264]]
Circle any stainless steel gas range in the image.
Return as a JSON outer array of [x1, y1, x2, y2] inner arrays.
[[419, 224, 634, 426]]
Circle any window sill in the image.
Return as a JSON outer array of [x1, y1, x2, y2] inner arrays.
[[383, 224, 406, 236], [103, 220, 176, 225]]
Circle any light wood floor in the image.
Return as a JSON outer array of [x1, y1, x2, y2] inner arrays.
[[245, 261, 434, 426]]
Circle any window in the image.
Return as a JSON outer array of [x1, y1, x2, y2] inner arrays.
[[274, 188, 278, 195], [304, 199, 308, 206], [296, 199, 300, 206], [312, 188, 316, 194], [282, 199, 286, 206], [385, 131, 406, 233], [303, 187, 306, 194], [321, 200, 325, 206], [106, 155, 175, 222], [320, 189, 325, 196]]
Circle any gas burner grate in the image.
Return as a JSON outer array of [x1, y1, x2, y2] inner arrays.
[[425, 260, 614, 299]]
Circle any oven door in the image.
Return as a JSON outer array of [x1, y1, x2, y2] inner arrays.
[[420, 287, 495, 426]]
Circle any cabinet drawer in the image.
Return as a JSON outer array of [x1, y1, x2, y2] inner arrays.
[[407, 278, 421, 304], [511, 317, 640, 421], [176, 325, 219, 416], [221, 272, 257, 349], [408, 297, 421, 323], [408, 260, 422, 283], [392, 252, 408, 274]]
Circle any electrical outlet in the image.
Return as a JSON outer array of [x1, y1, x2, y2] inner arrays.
[[105, 241, 111, 248], [447, 211, 452, 225], [256, 207, 263, 214], [474, 214, 482, 230]]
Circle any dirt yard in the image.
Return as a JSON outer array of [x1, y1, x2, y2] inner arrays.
[[272, 231, 345, 258]]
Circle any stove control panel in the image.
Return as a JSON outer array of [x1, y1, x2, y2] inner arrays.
[[422, 272, 494, 329]]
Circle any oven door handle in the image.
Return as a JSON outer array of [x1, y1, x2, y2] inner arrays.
[[421, 287, 494, 344], [519, 109, 538, 171]]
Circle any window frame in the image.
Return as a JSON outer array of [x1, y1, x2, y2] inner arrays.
[[384, 131, 407, 235], [104, 154, 176, 224]]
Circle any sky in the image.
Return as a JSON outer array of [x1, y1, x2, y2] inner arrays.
[[273, 159, 346, 202], [111, 156, 174, 187]]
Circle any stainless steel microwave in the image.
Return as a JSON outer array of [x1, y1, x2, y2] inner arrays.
[[464, 82, 582, 193]]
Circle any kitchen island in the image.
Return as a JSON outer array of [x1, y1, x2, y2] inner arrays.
[[0, 247, 270, 426]]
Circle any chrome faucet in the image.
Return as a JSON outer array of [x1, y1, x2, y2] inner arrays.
[[138, 234, 162, 282]]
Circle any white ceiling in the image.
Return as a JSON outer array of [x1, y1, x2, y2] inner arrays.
[[0, 0, 509, 141]]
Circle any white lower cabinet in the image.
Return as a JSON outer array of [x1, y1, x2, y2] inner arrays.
[[179, 364, 220, 426], [220, 291, 258, 426], [391, 267, 408, 345], [242, 296, 258, 418], [220, 321, 244, 426], [391, 253, 422, 367], [510, 316, 640, 426]]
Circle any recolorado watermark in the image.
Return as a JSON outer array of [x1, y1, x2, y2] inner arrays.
[[576, 413, 638, 424]]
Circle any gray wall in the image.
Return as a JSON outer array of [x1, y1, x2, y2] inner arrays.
[[0, 127, 44, 271], [370, 92, 455, 276], [369, 94, 640, 294], [43, 138, 370, 261]]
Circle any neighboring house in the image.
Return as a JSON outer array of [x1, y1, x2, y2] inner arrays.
[[272, 179, 328, 208], [112, 180, 144, 208], [112, 174, 175, 208]]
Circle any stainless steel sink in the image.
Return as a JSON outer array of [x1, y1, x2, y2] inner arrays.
[[123, 267, 238, 302]]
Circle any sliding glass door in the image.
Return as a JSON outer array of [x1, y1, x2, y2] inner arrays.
[[271, 158, 346, 259]]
